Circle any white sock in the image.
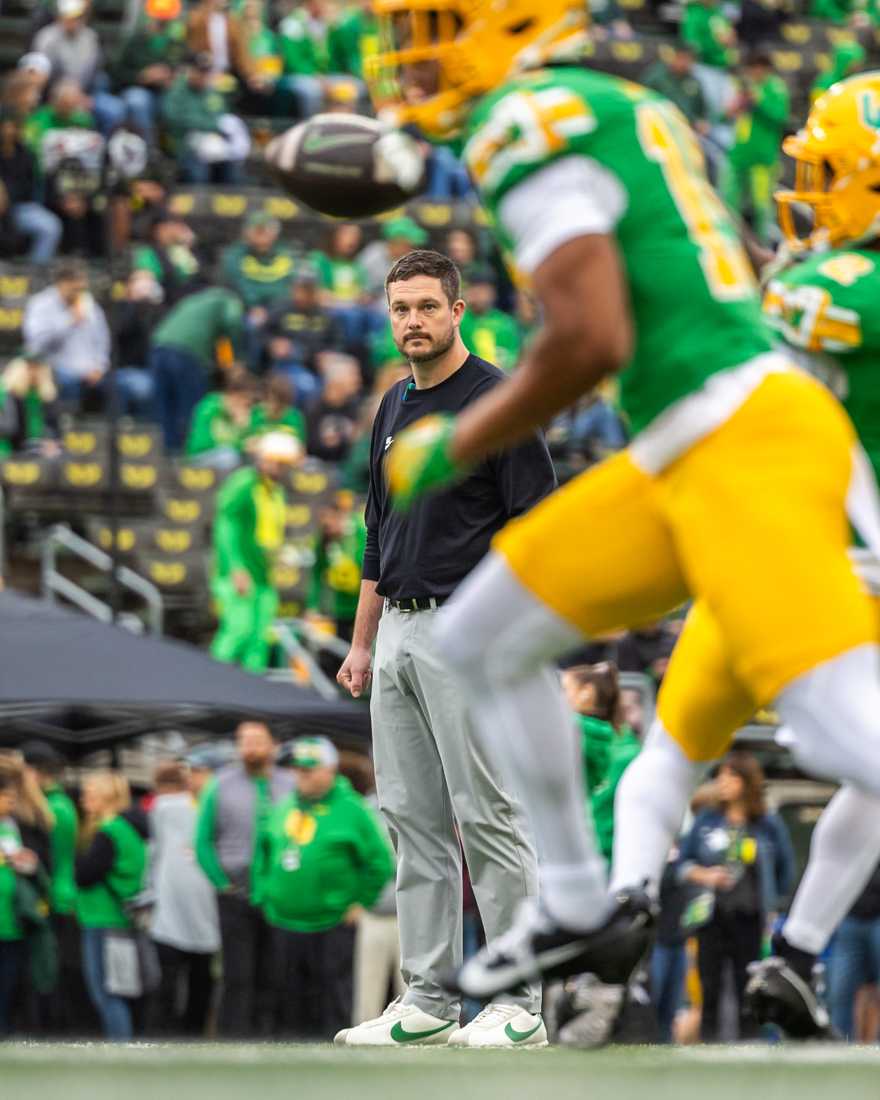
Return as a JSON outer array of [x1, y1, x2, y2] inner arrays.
[[609, 721, 710, 897], [775, 645, 880, 954], [777, 644, 880, 795], [784, 785, 880, 955], [435, 553, 608, 932]]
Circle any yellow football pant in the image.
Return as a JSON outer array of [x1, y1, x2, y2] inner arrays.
[[495, 371, 876, 711]]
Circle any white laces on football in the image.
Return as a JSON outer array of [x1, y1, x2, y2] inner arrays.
[[468, 1003, 521, 1027]]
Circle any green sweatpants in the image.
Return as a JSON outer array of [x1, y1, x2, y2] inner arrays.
[[721, 159, 778, 245], [210, 576, 279, 672]]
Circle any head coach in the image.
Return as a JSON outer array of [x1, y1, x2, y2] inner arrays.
[[335, 250, 556, 1049]]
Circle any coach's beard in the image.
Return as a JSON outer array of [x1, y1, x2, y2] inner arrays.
[[401, 325, 456, 365]]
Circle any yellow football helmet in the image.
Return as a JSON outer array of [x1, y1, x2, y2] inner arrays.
[[776, 71, 880, 251], [367, 0, 589, 140]]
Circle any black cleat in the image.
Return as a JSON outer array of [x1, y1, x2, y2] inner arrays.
[[445, 889, 656, 1002], [745, 956, 839, 1040]]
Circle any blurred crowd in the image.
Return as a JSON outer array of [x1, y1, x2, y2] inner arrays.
[[3, 671, 880, 1045]]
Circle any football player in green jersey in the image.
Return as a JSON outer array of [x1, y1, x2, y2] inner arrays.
[[365, 3, 880, 1018]]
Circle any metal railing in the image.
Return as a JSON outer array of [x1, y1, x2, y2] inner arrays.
[[41, 523, 164, 636], [271, 618, 348, 700]]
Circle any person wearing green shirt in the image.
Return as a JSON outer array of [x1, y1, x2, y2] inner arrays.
[[194, 720, 294, 1038], [150, 287, 245, 450], [185, 372, 256, 467], [161, 54, 242, 184], [641, 44, 710, 130], [210, 431, 302, 671], [810, 0, 852, 21], [327, 0, 378, 79], [811, 39, 865, 101], [254, 736, 394, 1039], [21, 742, 77, 916], [74, 771, 149, 1040], [307, 495, 367, 639], [0, 774, 26, 1036], [312, 222, 382, 352], [244, 372, 306, 449], [681, 0, 736, 70], [24, 79, 96, 169], [111, 9, 188, 141], [722, 53, 790, 244], [459, 268, 522, 373]]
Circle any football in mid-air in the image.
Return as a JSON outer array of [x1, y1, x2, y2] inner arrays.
[[264, 114, 428, 218]]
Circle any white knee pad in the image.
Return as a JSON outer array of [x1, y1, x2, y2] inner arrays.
[[777, 644, 880, 797], [434, 552, 582, 691]]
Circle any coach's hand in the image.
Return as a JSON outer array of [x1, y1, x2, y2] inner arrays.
[[338, 645, 373, 698], [386, 414, 466, 510]]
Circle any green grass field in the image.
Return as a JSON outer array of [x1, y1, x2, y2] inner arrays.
[[3, 1043, 880, 1100]]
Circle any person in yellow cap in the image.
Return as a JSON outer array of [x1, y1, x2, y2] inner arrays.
[[210, 431, 302, 671]]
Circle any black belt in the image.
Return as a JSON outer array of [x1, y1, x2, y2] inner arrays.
[[385, 596, 447, 612]]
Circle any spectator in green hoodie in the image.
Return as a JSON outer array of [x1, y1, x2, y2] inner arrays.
[[185, 370, 257, 468], [162, 52, 243, 185], [222, 212, 297, 370], [722, 51, 790, 244], [327, 0, 378, 79], [562, 662, 641, 862], [75, 771, 149, 1040], [811, 38, 866, 101], [255, 736, 394, 1039], [307, 491, 367, 644], [459, 267, 522, 373]]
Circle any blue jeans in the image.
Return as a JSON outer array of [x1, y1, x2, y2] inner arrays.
[[81, 927, 133, 1040], [179, 149, 243, 185], [828, 915, 880, 1039], [426, 145, 472, 201], [573, 399, 628, 452], [330, 304, 384, 351], [150, 344, 208, 451], [650, 943, 686, 1044], [91, 90, 127, 136], [11, 201, 62, 263], [0, 939, 23, 1036], [54, 367, 155, 416], [277, 73, 324, 118], [273, 360, 322, 406], [121, 86, 157, 140]]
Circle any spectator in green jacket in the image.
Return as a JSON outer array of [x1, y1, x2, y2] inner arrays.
[[244, 372, 307, 449], [161, 53, 243, 185], [112, 0, 188, 141], [277, 0, 361, 115], [562, 663, 641, 862], [149, 287, 245, 450], [132, 212, 204, 306], [459, 267, 522, 373], [0, 771, 43, 1036], [185, 370, 257, 467], [75, 771, 149, 1040], [722, 51, 790, 244], [641, 45, 710, 130], [222, 212, 297, 370], [21, 743, 77, 918], [307, 492, 367, 643], [255, 735, 394, 1039], [23, 78, 96, 170], [194, 719, 294, 1038], [681, 0, 737, 145], [210, 431, 302, 671], [327, 0, 378, 80], [311, 223, 381, 353], [811, 38, 865, 101]]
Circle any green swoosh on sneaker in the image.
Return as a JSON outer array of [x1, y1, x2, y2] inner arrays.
[[389, 1020, 456, 1044], [503, 1020, 543, 1043]]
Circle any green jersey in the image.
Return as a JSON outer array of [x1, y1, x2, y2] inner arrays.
[[763, 250, 880, 479], [461, 67, 774, 436], [460, 308, 522, 372]]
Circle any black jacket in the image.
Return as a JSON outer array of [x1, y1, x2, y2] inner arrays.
[[0, 140, 37, 206]]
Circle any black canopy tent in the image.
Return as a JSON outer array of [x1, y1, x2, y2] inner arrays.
[[0, 591, 370, 757]]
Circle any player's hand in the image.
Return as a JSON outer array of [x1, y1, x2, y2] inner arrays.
[[338, 645, 372, 698], [385, 414, 466, 510]]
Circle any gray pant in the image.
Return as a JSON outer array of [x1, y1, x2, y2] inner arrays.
[[371, 605, 540, 1020]]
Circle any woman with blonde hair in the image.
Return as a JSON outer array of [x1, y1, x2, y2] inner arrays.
[[0, 353, 60, 457], [75, 770, 149, 1040]]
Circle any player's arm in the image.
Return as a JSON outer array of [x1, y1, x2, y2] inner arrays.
[[452, 233, 632, 465]]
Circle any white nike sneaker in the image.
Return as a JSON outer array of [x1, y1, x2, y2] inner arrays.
[[334, 998, 460, 1047], [447, 1004, 547, 1048]]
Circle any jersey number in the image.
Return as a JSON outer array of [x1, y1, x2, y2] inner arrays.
[[763, 280, 861, 354], [465, 89, 596, 192], [635, 102, 754, 302]]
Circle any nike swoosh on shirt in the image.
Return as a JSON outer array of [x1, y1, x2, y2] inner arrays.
[[389, 1020, 456, 1043], [504, 1020, 543, 1043]]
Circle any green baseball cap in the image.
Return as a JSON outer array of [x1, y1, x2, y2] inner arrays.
[[288, 736, 339, 770], [382, 216, 428, 245]]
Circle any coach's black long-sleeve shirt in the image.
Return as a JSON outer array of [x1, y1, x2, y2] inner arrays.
[[363, 354, 556, 600]]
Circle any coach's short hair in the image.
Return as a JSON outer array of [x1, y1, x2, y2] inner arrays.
[[385, 249, 461, 306]]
